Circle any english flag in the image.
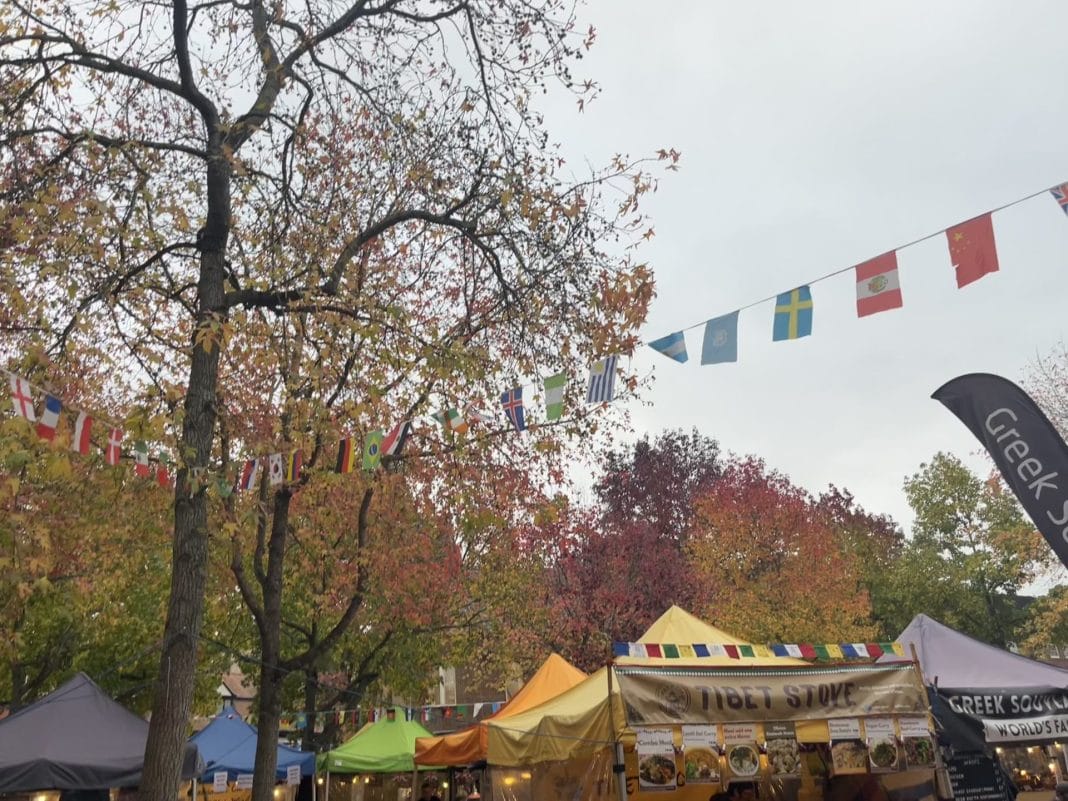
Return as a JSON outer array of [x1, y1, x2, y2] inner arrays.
[[9, 374, 35, 422]]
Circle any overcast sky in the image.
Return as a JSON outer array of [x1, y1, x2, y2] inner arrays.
[[540, 1, 1068, 539]]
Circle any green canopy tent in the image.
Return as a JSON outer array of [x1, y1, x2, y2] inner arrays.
[[318, 707, 441, 775]]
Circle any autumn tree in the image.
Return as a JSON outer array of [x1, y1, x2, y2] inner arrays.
[[0, 2, 671, 799], [688, 456, 875, 644]]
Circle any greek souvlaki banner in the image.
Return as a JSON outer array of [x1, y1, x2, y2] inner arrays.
[[616, 664, 928, 725], [938, 686, 1068, 744]]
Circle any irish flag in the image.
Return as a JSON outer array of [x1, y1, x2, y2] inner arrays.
[[855, 252, 903, 318]]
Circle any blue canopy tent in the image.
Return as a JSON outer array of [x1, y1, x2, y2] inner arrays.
[[190, 713, 315, 782]]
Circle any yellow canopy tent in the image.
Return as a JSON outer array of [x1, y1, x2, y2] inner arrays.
[[486, 606, 805, 766], [413, 653, 586, 766]]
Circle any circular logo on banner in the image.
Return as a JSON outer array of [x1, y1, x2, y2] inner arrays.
[[656, 683, 691, 718], [713, 329, 729, 347]]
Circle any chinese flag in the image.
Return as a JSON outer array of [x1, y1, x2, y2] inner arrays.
[[946, 213, 999, 288]]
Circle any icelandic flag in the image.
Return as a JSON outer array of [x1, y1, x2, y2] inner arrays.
[[501, 387, 526, 432], [71, 411, 93, 455], [701, 311, 739, 364], [36, 394, 62, 441], [648, 331, 688, 363], [585, 355, 618, 403]]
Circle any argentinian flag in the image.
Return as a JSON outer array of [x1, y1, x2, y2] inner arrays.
[[648, 331, 688, 363]]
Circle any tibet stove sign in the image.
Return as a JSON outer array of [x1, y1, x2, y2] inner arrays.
[[941, 687, 1068, 743]]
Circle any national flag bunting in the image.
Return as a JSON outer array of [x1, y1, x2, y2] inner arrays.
[[9, 374, 35, 421], [268, 453, 284, 486], [363, 430, 383, 471], [336, 437, 356, 474], [238, 459, 260, 490], [437, 408, 469, 435], [855, 252, 903, 317], [1051, 184, 1068, 216], [772, 286, 813, 341], [649, 331, 688, 363], [36, 394, 61, 441], [381, 421, 411, 458], [501, 387, 526, 432], [71, 411, 93, 455], [133, 441, 151, 477], [286, 450, 302, 482], [701, 311, 739, 364], [613, 640, 901, 661], [946, 213, 999, 288], [543, 373, 566, 422], [106, 428, 123, 465], [586, 355, 618, 403], [156, 454, 173, 489]]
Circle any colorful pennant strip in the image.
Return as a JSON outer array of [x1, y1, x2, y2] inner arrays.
[[612, 641, 905, 660]]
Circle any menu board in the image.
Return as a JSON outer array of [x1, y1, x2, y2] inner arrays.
[[213, 772, 229, 793], [865, 718, 900, 773], [286, 765, 301, 786], [723, 723, 760, 782], [636, 728, 678, 793], [947, 755, 1013, 801], [765, 722, 800, 777], [681, 725, 721, 784], [828, 719, 867, 775], [235, 775, 254, 790], [898, 716, 936, 769]]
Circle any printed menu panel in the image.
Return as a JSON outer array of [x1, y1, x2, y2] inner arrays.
[[765, 722, 800, 777], [828, 719, 867, 776], [865, 718, 900, 773], [723, 724, 760, 782], [899, 716, 936, 769], [636, 727, 678, 792], [682, 725, 721, 784]]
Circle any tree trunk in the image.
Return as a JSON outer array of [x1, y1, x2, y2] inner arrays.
[[251, 491, 292, 801], [140, 142, 231, 801]]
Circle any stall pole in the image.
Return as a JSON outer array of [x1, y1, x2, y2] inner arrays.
[[607, 663, 627, 801], [325, 770, 330, 801], [412, 767, 419, 801], [312, 767, 317, 801], [192, 778, 198, 801]]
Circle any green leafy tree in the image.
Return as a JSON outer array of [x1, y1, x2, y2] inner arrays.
[[892, 452, 1051, 646]]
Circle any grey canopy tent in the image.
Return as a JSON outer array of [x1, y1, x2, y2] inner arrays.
[[0, 672, 203, 792], [888, 614, 1068, 746]]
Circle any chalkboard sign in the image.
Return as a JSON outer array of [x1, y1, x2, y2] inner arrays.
[[946, 755, 1012, 801]]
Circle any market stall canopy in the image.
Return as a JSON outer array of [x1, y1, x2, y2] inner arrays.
[[485, 666, 624, 767], [889, 613, 1068, 688], [0, 672, 203, 792], [615, 605, 807, 667], [319, 708, 438, 774], [887, 614, 1068, 745], [190, 713, 315, 781], [413, 653, 586, 766]]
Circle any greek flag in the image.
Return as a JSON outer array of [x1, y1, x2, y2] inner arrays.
[[585, 355, 618, 403]]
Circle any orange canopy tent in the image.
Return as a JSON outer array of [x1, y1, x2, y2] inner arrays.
[[413, 653, 585, 766]]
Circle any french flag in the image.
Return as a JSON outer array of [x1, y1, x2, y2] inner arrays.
[[71, 411, 93, 455], [36, 395, 62, 441]]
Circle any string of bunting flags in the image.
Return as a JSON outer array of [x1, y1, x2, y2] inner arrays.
[[280, 700, 505, 731], [612, 641, 906, 660], [6, 179, 1066, 480], [644, 179, 1068, 364], [0, 353, 623, 491]]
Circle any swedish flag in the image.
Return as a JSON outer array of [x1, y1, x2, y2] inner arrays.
[[772, 286, 813, 341]]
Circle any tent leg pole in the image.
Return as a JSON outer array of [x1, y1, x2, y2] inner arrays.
[[614, 742, 628, 801], [325, 770, 330, 801], [312, 769, 317, 801]]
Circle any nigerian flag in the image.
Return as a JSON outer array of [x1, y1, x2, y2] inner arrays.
[[544, 373, 566, 421]]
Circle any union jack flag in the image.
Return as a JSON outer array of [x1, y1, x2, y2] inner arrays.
[[1051, 184, 1068, 216]]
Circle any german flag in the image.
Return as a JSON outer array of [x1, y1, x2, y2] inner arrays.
[[336, 437, 355, 474]]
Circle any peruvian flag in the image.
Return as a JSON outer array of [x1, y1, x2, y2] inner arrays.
[[106, 428, 124, 466], [947, 213, 999, 288], [854, 252, 903, 317], [36, 395, 62, 441], [71, 411, 93, 455]]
